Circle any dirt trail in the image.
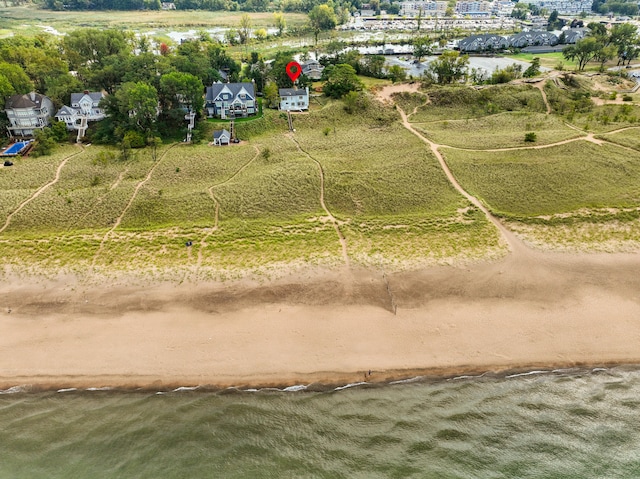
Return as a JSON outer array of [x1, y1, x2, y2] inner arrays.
[[91, 145, 176, 268], [289, 135, 350, 267], [188, 146, 260, 281], [0, 145, 84, 235], [441, 133, 602, 153], [533, 79, 552, 115], [396, 106, 525, 256]]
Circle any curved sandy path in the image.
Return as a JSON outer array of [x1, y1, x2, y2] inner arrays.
[[91, 145, 176, 268], [188, 146, 261, 280], [289, 135, 350, 267], [0, 145, 84, 235], [533, 79, 552, 115], [397, 106, 524, 255]]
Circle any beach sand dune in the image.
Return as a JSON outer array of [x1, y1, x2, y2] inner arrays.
[[1, 246, 640, 390]]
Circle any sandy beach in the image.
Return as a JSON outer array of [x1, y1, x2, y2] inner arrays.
[[1, 241, 640, 390]]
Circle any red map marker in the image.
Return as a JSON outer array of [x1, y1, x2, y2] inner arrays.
[[286, 61, 302, 84]]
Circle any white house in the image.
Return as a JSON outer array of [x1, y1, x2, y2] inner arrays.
[[4, 92, 55, 137], [213, 129, 231, 145], [279, 87, 309, 112], [55, 91, 107, 140]]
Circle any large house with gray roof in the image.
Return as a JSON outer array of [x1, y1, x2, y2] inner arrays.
[[55, 91, 107, 140], [4, 92, 55, 137], [205, 82, 256, 119]]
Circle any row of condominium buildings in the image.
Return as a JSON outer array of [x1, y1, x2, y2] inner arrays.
[[398, 0, 592, 17]]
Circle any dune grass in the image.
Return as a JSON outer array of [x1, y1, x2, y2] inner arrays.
[[0, 101, 507, 276], [0, 145, 79, 223], [564, 104, 640, 133], [597, 126, 640, 149], [411, 84, 546, 122], [414, 112, 581, 149], [443, 141, 640, 219]]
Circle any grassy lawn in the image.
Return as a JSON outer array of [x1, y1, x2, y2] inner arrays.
[[414, 112, 581, 149], [506, 52, 575, 70], [442, 141, 640, 218]]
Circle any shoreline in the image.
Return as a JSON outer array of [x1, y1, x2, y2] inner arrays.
[[2, 248, 640, 392], [2, 362, 639, 394]]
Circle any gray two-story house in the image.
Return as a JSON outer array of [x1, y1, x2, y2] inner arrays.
[[4, 92, 55, 137], [205, 82, 256, 119]]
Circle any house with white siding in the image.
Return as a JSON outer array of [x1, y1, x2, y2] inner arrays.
[[279, 87, 309, 112], [55, 91, 107, 140]]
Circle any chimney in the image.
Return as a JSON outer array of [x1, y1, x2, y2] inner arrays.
[[29, 92, 36, 101], [84, 90, 89, 95]]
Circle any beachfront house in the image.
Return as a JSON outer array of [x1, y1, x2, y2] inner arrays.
[[4, 92, 55, 138], [212, 129, 231, 145], [55, 91, 107, 140], [205, 82, 256, 119], [279, 87, 309, 112]]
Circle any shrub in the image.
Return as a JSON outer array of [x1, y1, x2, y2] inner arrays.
[[524, 132, 537, 142]]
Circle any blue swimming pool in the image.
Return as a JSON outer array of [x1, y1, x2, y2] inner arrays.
[[2, 141, 30, 156]]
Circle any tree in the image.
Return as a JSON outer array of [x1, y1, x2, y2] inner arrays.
[[159, 71, 204, 115], [273, 12, 286, 35], [62, 28, 131, 69], [0, 62, 32, 94], [362, 55, 385, 78], [413, 36, 431, 62], [0, 74, 14, 101], [594, 43, 618, 71], [113, 82, 159, 134], [387, 64, 407, 83], [426, 50, 469, 84], [610, 23, 639, 65], [523, 57, 541, 78], [239, 13, 252, 51], [547, 10, 562, 30], [308, 4, 337, 47], [322, 63, 363, 98], [263, 81, 279, 108], [563, 36, 601, 71], [270, 51, 311, 88]]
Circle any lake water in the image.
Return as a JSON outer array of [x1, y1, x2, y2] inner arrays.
[[2, 366, 640, 477]]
